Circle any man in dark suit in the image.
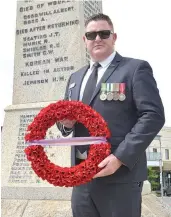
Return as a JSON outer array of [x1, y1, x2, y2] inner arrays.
[[57, 13, 165, 217]]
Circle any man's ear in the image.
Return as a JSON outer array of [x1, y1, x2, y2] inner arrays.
[[113, 33, 117, 42]]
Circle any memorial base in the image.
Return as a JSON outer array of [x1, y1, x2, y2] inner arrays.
[[1, 102, 72, 200]]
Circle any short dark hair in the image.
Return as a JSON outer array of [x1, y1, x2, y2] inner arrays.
[[85, 13, 114, 30]]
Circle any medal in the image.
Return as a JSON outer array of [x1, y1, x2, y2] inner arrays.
[[100, 83, 107, 101], [107, 92, 113, 101], [100, 93, 107, 101], [113, 83, 119, 101], [119, 93, 126, 101], [119, 83, 126, 101], [113, 92, 119, 101]]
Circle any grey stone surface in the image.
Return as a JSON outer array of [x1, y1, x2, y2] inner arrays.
[[1, 199, 72, 217], [22, 200, 72, 217], [1, 199, 28, 217], [2, 187, 72, 200], [142, 194, 171, 217], [2, 195, 171, 217]]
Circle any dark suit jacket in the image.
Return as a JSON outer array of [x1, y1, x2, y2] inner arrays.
[[58, 52, 165, 183]]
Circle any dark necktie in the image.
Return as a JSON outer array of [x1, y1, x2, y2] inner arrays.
[[76, 63, 101, 156], [82, 62, 101, 104]]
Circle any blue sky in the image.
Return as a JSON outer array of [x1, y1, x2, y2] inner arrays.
[[0, 0, 171, 127]]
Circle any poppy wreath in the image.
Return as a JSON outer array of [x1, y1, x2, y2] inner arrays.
[[24, 100, 111, 187]]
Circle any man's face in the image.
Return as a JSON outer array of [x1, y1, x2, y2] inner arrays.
[[83, 20, 117, 62]]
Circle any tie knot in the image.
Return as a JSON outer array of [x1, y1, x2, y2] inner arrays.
[[93, 62, 101, 69]]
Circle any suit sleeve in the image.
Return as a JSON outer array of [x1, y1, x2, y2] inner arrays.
[[114, 61, 165, 170], [56, 75, 74, 137]]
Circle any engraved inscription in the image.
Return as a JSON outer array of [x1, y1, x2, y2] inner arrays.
[[8, 114, 36, 184], [8, 113, 61, 184], [13, 0, 102, 104]]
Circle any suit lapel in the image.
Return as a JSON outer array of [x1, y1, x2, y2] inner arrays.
[[89, 52, 123, 105], [74, 65, 89, 100]]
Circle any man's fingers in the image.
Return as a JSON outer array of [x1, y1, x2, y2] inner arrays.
[[93, 168, 108, 178], [98, 158, 110, 168]]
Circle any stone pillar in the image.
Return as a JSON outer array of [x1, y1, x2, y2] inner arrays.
[[2, 0, 102, 200]]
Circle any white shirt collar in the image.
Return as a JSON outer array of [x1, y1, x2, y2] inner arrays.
[[90, 51, 116, 70]]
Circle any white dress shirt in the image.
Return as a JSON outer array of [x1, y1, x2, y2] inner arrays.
[[79, 51, 116, 101]]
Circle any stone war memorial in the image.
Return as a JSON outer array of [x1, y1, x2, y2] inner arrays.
[[1, 0, 102, 216], [2, 1, 171, 217]]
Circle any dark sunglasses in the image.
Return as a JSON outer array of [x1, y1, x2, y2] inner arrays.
[[85, 30, 113, 40]]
